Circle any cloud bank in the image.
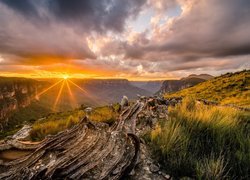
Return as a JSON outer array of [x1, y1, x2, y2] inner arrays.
[[0, 0, 249, 79]]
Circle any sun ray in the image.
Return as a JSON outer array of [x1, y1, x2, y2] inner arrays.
[[68, 79, 103, 105], [53, 81, 65, 111], [66, 80, 77, 108], [68, 79, 88, 94], [36, 79, 63, 99]]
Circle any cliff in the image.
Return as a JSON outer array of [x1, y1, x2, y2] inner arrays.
[[159, 74, 213, 94], [0, 77, 44, 128], [159, 78, 205, 93]]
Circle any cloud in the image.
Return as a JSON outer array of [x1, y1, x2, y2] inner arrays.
[[0, 0, 146, 65], [0, 0, 249, 79], [117, 0, 250, 74]]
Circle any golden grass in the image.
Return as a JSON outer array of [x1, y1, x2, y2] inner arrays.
[[165, 70, 250, 108], [147, 97, 250, 179], [30, 105, 118, 141]]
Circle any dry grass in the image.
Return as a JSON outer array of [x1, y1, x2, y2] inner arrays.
[[30, 105, 119, 141], [165, 70, 250, 108], [146, 97, 250, 179]]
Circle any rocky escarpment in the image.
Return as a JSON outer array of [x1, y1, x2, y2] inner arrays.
[[0, 97, 170, 179], [159, 74, 213, 94], [0, 77, 44, 130], [159, 78, 205, 94]]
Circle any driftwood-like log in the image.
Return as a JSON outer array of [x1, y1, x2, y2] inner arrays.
[[0, 99, 169, 179]]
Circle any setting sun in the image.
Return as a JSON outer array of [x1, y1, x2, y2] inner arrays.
[[63, 75, 69, 80]]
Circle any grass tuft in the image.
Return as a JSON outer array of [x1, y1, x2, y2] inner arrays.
[[146, 97, 250, 179]]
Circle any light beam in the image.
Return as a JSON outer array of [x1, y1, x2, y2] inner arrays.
[[68, 79, 103, 105], [66, 80, 77, 108], [53, 81, 65, 111], [36, 79, 63, 99]]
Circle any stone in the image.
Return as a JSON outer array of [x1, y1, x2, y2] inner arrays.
[[150, 164, 160, 173]]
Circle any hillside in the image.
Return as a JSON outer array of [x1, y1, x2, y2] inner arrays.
[[165, 70, 250, 108]]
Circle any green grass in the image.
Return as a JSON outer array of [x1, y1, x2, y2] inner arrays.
[[30, 110, 85, 141], [29, 104, 119, 141], [89, 105, 119, 124], [165, 70, 250, 108], [0, 101, 53, 139], [146, 97, 250, 179]]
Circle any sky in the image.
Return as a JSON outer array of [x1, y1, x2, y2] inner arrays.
[[0, 0, 249, 80]]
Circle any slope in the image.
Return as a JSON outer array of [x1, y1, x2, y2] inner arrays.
[[164, 70, 250, 108]]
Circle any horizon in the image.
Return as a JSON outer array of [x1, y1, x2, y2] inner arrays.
[[0, 0, 250, 80], [0, 69, 247, 81]]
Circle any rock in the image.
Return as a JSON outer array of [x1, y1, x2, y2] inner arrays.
[[150, 164, 160, 173], [121, 95, 129, 108], [152, 118, 158, 125], [0, 96, 171, 180], [129, 169, 135, 176], [161, 173, 171, 179]]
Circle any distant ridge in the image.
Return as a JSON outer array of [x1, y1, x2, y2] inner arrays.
[[159, 74, 213, 94], [181, 74, 214, 80], [165, 70, 250, 108]]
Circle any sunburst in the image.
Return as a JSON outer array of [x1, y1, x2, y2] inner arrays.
[[35, 76, 95, 111]]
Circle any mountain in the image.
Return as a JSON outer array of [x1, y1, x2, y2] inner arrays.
[[158, 74, 214, 94], [130, 81, 163, 94], [165, 70, 250, 108]]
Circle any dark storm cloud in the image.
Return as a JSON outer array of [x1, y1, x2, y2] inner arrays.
[[0, 0, 145, 32], [1, 0, 38, 17], [0, 0, 146, 64]]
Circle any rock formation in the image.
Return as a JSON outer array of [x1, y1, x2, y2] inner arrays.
[[0, 97, 170, 180]]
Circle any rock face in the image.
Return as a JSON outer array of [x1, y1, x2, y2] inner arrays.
[[0, 97, 170, 179], [159, 77, 207, 94], [0, 77, 44, 130], [159, 74, 213, 94]]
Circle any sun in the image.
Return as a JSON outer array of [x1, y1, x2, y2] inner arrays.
[[63, 74, 69, 80]]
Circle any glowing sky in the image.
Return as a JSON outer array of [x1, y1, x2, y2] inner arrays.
[[0, 0, 249, 80]]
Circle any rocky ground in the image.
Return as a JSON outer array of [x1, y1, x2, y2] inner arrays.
[[0, 97, 171, 180]]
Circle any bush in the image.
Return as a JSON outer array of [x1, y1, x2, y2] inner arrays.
[[147, 97, 250, 179]]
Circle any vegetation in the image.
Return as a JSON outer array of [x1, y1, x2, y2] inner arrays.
[[30, 104, 119, 141], [30, 110, 85, 141], [164, 70, 250, 108], [146, 97, 250, 179], [0, 101, 52, 139], [89, 104, 119, 124]]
